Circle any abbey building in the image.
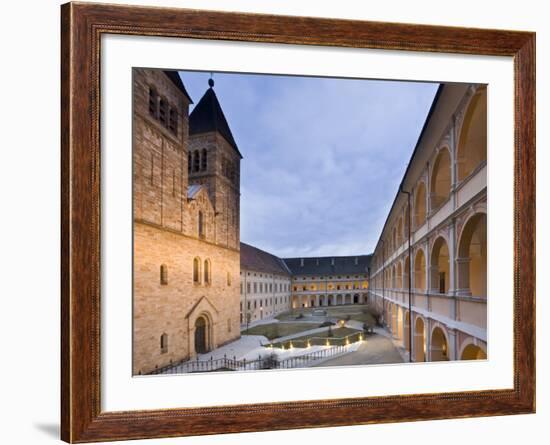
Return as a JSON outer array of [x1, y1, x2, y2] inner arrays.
[[133, 70, 487, 374], [133, 69, 242, 375]]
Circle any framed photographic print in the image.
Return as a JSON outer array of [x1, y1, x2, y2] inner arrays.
[[61, 2, 535, 442]]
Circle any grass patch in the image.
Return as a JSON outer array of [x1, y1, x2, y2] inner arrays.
[[241, 322, 321, 340], [275, 305, 376, 326], [271, 327, 362, 348]]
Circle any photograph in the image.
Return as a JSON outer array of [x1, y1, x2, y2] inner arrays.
[[132, 68, 487, 376]]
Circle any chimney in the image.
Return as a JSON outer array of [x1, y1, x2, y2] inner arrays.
[[354, 257, 358, 265], [331, 258, 335, 266], [300, 258, 304, 267]]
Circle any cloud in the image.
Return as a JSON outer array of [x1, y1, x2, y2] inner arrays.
[[179, 70, 438, 257]]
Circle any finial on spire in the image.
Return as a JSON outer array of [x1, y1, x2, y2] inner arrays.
[[208, 73, 214, 88]]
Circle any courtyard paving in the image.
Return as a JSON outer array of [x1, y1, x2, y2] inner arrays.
[[312, 330, 404, 367]]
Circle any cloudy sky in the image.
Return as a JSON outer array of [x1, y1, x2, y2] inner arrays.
[[178, 71, 438, 258]]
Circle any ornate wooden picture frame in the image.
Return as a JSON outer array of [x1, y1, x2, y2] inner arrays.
[[61, 2, 535, 442]]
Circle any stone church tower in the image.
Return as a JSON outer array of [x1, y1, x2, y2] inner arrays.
[[132, 70, 241, 375], [188, 78, 242, 251]]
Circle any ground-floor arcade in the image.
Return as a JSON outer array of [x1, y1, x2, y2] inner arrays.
[[291, 292, 367, 309], [375, 294, 486, 362]]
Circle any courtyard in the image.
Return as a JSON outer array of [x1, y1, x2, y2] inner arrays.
[[150, 304, 404, 374]]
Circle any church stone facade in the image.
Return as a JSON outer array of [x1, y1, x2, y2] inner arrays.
[[133, 69, 241, 375]]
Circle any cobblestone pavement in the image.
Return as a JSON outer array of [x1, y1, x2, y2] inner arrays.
[[312, 332, 404, 367]]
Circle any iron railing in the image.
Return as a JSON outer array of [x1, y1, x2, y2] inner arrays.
[[148, 344, 352, 375]]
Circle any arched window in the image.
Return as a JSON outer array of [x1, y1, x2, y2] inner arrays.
[[159, 98, 168, 126], [396, 262, 403, 289], [461, 343, 487, 360], [457, 87, 487, 181], [431, 148, 452, 210], [198, 211, 204, 238], [204, 259, 211, 285], [414, 317, 425, 362], [201, 149, 207, 171], [414, 182, 427, 229], [193, 150, 200, 172], [430, 237, 450, 293], [457, 213, 487, 297], [193, 257, 201, 284], [160, 333, 168, 353], [430, 326, 449, 361], [168, 108, 178, 135], [148, 87, 158, 117], [414, 249, 426, 291], [160, 264, 168, 285]]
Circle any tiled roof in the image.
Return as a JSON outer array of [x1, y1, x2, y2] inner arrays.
[[283, 255, 372, 276], [240, 242, 291, 276]]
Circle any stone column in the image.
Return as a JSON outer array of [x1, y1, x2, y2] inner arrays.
[[448, 222, 457, 321], [425, 240, 432, 311], [426, 320, 432, 361], [447, 328, 457, 360]]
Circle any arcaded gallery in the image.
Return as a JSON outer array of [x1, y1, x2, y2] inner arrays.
[[368, 83, 487, 362]]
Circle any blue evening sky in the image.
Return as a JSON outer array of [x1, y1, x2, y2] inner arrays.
[[178, 71, 438, 258]]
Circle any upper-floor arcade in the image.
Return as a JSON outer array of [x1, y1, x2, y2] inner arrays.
[[370, 84, 487, 275]]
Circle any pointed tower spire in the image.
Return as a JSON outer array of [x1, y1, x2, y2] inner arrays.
[[189, 79, 242, 158]]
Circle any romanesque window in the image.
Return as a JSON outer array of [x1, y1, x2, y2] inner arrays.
[[204, 259, 211, 285], [227, 272, 231, 286], [160, 333, 168, 353], [198, 211, 204, 238], [193, 257, 201, 284], [168, 108, 178, 135], [193, 150, 200, 173], [227, 318, 231, 332], [160, 264, 168, 285], [148, 87, 158, 117], [159, 98, 168, 126], [201, 149, 207, 171]]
